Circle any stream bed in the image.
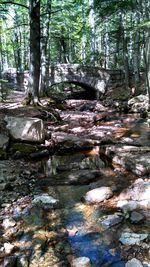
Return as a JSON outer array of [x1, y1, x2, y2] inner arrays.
[[0, 95, 150, 266]]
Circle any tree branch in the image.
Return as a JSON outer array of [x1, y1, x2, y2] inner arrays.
[[1, 1, 29, 9]]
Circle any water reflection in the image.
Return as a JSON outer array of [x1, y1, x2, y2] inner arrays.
[[68, 232, 121, 266], [38, 148, 105, 178]]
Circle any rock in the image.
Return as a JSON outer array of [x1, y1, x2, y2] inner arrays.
[[119, 232, 148, 245], [0, 183, 7, 190], [4, 243, 15, 254], [17, 255, 29, 267], [0, 133, 9, 158], [3, 256, 17, 267], [71, 257, 91, 267], [143, 261, 150, 267], [4, 116, 45, 143], [128, 94, 149, 112], [2, 218, 16, 229], [29, 149, 49, 159], [43, 170, 100, 186], [139, 200, 150, 209], [130, 211, 145, 224], [125, 258, 143, 267], [113, 153, 150, 175], [32, 193, 59, 208], [111, 262, 125, 267], [0, 133, 9, 150], [119, 181, 150, 202], [84, 186, 113, 203], [117, 200, 138, 211], [80, 155, 105, 169], [100, 213, 123, 228], [11, 143, 37, 154]]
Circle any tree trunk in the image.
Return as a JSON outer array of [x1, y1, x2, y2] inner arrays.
[[40, 0, 51, 96], [145, 27, 150, 102], [89, 0, 95, 64], [120, 13, 129, 89], [26, 0, 41, 105]]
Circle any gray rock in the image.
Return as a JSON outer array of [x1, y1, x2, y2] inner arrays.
[[119, 232, 148, 245], [125, 258, 143, 267], [0, 183, 7, 190], [3, 256, 17, 267], [4, 116, 45, 143], [100, 213, 123, 228], [117, 200, 138, 211], [80, 155, 105, 170], [84, 186, 113, 203], [128, 94, 149, 112], [143, 261, 150, 267], [17, 255, 29, 267], [130, 211, 145, 224], [32, 193, 59, 208], [111, 262, 125, 267], [0, 133, 9, 150], [46, 170, 100, 186], [119, 181, 150, 202], [113, 153, 150, 175]]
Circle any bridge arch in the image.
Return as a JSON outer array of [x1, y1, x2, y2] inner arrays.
[[49, 64, 110, 99]]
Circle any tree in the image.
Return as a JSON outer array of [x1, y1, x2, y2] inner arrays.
[[26, 0, 41, 105], [40, 0, 51, 95]]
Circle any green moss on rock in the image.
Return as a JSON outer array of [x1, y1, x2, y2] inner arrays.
[[11, 143, 37, 153], [0, 148, 7, 159]]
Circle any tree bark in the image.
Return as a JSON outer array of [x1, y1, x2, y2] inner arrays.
[[40, 0, 51, 96], [26, 0, 41, 105], [145, 27, 150, 102]]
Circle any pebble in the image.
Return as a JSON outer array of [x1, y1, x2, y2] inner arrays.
[[71, 257, 91, 267]]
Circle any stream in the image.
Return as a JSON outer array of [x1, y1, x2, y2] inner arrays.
[[0, 90, 150, 266]]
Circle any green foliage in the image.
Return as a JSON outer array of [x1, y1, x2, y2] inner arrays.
[[0, 0, 149, 79]]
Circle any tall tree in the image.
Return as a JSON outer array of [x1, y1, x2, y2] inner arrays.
[[40, 0, 51, 95], [27, 0, 41, 105]]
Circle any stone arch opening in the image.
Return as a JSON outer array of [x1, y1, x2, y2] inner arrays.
[[49, 64, 110, 100], [50, 81, 96, 100]]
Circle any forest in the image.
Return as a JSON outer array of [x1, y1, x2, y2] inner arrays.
[[0, 0, 150, 267], [0, 0, 149, 101]]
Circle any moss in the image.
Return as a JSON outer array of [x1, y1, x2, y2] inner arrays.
[[0, 79, 8, 83], [113, 94, 129, 101], [0, 148, 7, 159], [11, 143, 37, 153]]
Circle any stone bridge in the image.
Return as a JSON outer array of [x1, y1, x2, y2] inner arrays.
[[49, 64, 110, 98], [2, 65, 125, 99]]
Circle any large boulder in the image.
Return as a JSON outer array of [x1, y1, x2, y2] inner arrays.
[[4, 116, 45, 143], [128, 94, 149, 112]]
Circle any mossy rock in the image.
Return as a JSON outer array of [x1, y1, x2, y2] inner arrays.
[[0, 79, 8, 84], [115, 94, 129, 101], [0, 148, 7, 159], [11, 143, 37, 153]]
